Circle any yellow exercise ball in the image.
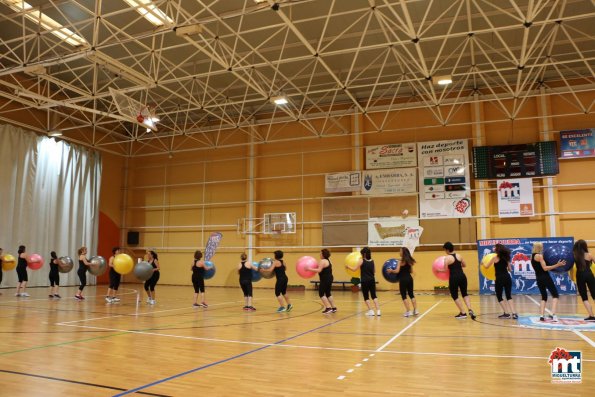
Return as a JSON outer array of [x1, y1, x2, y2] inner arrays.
[[2, 254, 17, 271], [113, 253, 134, 275], [480, 253, 497, 281], [345, 252, 362, 278]]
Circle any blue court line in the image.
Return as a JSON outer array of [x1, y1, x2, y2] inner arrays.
[[112, 310, 364, 396]]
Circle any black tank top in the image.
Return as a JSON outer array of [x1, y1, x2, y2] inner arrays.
[[400, 261, 412, 275], [18, 255, 27, 268], [239, 261, 252, 281], [447, 254, 463, 276], [320, 259, 333, 280], [192, 259, 204, 277], [577, 257, 593, 274], [361, 259, 375, 282], [79, 259, 88, 271], [150, 259, 159, 272], [50, 257, 59, 271], [494, 257, 509, 277], [531, 253, 547, 277], [274, 260, 287, 279]]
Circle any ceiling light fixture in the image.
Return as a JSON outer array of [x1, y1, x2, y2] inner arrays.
[[1, 0, 87, 46], [48, 130, 63, 137], [271, 96, 288, 105], [435, 75, 453, 85], [122, 0, 174, 26]]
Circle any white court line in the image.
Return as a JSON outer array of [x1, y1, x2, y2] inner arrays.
[[375, 300, 442, 352], [337, 376, 346, 380], [525, 295, 552, 315], [0, 288, 140, 305], [573, 330, 595, 348]]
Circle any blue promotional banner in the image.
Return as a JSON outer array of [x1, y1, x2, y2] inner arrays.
[[204, 232, 222, 261], [477, 237, 576, 295], [560, 128, 595, 159]]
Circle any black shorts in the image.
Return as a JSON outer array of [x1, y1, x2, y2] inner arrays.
[[495, 272, 512, 302], [109, 268, 121, 290], [361, 279, 377, 301], [275, 276, 288, 296], [536, 274, 559, 301], [449, 273, 468, 300], [192, 274, 205, 293], [17, 264, 28, 283], [318, 276, 333, 298], [399, 273, 414, 300], [576, 269, 595, 302], [240, 279, 253, 297]]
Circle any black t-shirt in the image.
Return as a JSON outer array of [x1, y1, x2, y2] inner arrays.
[[361, 259, 375, 282]]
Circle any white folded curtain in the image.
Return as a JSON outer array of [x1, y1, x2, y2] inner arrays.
[[0, 124, 102, 288]]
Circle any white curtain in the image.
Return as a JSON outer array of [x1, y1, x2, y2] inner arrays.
[[0, 124, 102, 288]]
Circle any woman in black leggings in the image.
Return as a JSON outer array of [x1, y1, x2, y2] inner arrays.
[[346, 247, 380, 317], [192, 250, 208, 308], [531, 242, 565, 322], [75, 247, 91, 300], [48, 251, 60, 299], [238, 253, 256, 311], [482, 244, 517, 319], [309, 248, 337, 314], [145, 250, 160, 305], [15, 245, 30, 297], [106, 247, 121, 303], [573, 240, 595, 321], [443, 242, 475, 319], [272, 250, 293, 313], [390, 247, 418, 317]]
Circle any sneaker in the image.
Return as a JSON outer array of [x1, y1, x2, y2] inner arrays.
[[551, 315, 558, 322], [243, 306, 250, 311], [149, 299, 156, 305], [403, 311, 412, 317], [146, 298, 151, 303], [276, 306, 286, 313], [540, 316, 545, 322], [512, 313, 518, 320], [331, 307, 337, 313], [21, 292, 30, 297], [15, 293, 21, 297], [74, 295, 82, 300], [286, 304, 293, 312], [193, 303, 201, 307], [249, 306, 256, 311], [584, 316, 595, 322], [112, 297, 121, 302], [469, 309, 476, 320], [322, 308, 332, 314], [201, 302, 208, 308], [53, 294, 61, 299], [105, 296, 112, 303], [498, 313, 511, 319], [413, 310, 420, 316], [455, 313, 467, 319], [49, 294, 55, 299], [376, 310, 381, 316], [365, 309, 375, 316]]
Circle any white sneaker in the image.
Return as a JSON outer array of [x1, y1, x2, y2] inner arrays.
[[105, 296, 112, 303], [376, 310, 381, 316], [15, 293, 21, 297], [413, 310, 420, 315], [112, 297, 121, 302], [365, 309, 375, 316], [403, 311, 412, 317], [149, 299, 156, 305], [552, 315, 559, 322], [21, 292, 30, 297], [146, 297, 151, 303]]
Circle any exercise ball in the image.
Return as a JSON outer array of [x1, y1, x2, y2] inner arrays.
[[432, 256, 449, 281], [27, 254, 44, 270], [543, 244, 574, 273], [58, 256, 74, 273], [251, 261, 262, 282], [134, 261, 154, 281], [345, 252, 362, 278], [382, 258, 399, 283], [113, 253, 134, 275], [204, 261, 216, 279], [296, 256, 317, 279], [259, 258, 275, 279], [88, 256, 107, 276], [1, 254, 16, 271], [480, 253, 497, 280]]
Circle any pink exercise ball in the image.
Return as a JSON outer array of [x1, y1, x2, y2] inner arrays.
[[27, 254, 44, 270], [432, 256, 449, 281], [296, 256, 317, 279]]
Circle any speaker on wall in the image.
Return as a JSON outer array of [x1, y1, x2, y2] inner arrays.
[[127, 231, 139, 245]]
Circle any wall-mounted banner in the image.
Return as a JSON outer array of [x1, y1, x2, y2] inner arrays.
[[368, 217, 420, 247], [417, 139, 472, 218], [560, 128, 595, 159], [325, 171, 361, 193], [497, 178, 535, 218], [477, 237, 575, 295], [365, 143, 417, 169], [361, 168, 417, 195], [402, 225, 424, 254]]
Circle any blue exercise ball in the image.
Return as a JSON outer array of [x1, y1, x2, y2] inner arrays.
[[251, 261, 262, 282], [543, 244, 574, 273], [382, 258, 400, 283], [204, 261, 216, 279]]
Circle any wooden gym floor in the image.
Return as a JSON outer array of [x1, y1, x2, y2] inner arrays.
[[0, 285, 593, 396]]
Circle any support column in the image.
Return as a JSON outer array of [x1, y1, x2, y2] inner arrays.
[[536, 88, 560, 237], [471, 96, 491, 239], [246, 135, 256, 262]]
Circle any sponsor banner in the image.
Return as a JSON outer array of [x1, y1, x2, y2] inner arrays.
[[497, 178, 535, 218], [204, 232, 223, 261], [325, 171, 361, 193], [361, 168, 417, 195], [402, 226, 424, 254], [417, 139, 472, 218], [368, 217, 420, 247], [560, 128, 595, 159], [477, 237, 575, 295], [365, 143, 417, 169]]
